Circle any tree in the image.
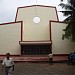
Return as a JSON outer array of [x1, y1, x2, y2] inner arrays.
[[59, 0, 75, 41], [61, 0, 63, 1]]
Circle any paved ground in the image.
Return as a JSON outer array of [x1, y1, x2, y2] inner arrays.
[[0, 62, 75, 75]]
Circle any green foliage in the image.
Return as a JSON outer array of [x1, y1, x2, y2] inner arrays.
[[59, 0, 75, 41]]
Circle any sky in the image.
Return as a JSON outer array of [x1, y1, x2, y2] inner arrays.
[[0, 0, 67, 24]]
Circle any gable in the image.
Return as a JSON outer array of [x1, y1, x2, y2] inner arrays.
[[15, 5, 59, 41]]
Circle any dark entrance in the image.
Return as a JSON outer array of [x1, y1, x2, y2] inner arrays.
[[21, 44, 51, 55]]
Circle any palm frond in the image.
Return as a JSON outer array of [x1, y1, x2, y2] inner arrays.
[[62, 21, 72, 40], [59, 3, 74, 10], [59, 11, 72, 16], [63, 16, 71, 23], [59, 0, 75, 41], [69, 0, 75, 7]]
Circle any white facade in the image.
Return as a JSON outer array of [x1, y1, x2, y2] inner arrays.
[[0, 5, 74, 55], [50, 21, 74, 54], [16, 5, 58, 41], [0, 22, 22, 55]]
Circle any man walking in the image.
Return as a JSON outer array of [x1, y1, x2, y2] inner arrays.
[[48, 53, 53, 65], [2, 53, 14, 75]]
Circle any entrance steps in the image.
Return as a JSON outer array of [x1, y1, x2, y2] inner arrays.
[[0, 55, 68, 63]]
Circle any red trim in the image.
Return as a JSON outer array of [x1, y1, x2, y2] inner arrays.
[[19, 41, 51, 42], [15, 5, 59, 22], [17, 5, 57, 9], [0, 21, 22, 25], [49, 21, 52, 42], [55, 7, 59, 21], [49, 21, 52, 53], [15, 7, 19, 22], [19, 41, 52, 45], [20, 43, 49, 45], [50, 20, 64, 23], [21, 21, 23, 41]]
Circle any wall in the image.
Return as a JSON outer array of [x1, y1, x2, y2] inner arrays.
[[16, 5, 58, 41], [0, 22, 22, 55], [51, 21, 75, 54], [0, 5, 74, 55]]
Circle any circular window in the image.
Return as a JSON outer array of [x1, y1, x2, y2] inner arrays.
[[33, 16, 40, 23]]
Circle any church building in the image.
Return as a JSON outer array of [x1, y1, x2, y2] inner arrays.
[[0, 5, 74, 56]]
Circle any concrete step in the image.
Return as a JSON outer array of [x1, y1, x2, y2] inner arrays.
[[0, 55, 68, 63]]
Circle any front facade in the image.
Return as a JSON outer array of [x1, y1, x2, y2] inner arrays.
[[0, 5, 74, 55]]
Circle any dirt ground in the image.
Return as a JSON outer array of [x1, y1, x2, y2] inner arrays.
[[0, 62, 75, 75]]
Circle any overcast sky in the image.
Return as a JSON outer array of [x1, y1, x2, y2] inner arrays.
[[0, 0, 67, 24]]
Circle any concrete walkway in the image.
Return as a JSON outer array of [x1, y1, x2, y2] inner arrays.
[[0, 62, 75, 75]]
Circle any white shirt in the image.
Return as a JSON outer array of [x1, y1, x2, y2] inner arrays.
[[2, 58, 14, 67], [48, 54, 53, 58]]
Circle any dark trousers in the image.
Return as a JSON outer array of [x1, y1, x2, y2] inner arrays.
[[49, 58, 53, 65], [5, 67, 10, 75], [5, 66, 12, 75]]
